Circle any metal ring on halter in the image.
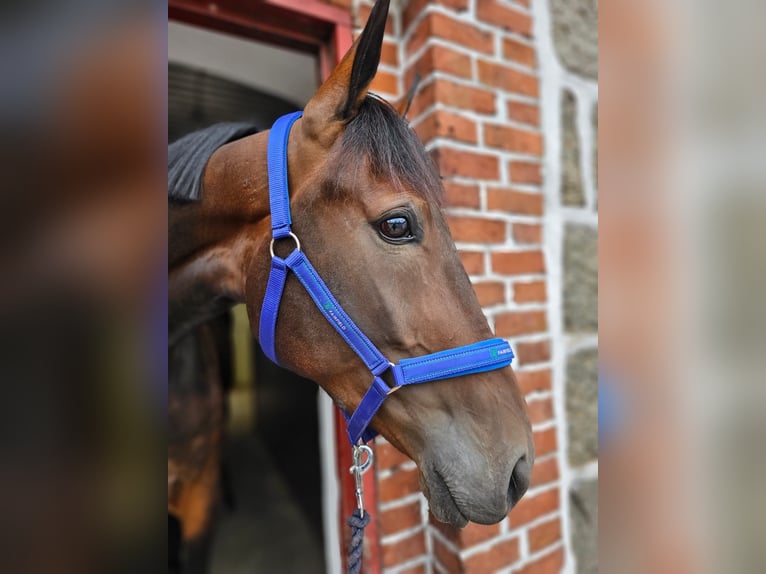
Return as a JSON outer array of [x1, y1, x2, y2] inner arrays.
[[384, 362, 401, 396], [387, 384, 402, 396], [269, 232, 301, 258]]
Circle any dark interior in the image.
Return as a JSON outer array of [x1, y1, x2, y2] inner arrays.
[[169, 60, 325, 573]]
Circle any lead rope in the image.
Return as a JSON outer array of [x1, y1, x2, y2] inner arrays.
[[347, 444, 373, 574]]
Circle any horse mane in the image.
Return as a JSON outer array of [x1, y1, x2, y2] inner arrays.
[[167, 97, 442, 204], [168, 123, 259, 201], [338, 95, 444, 205]]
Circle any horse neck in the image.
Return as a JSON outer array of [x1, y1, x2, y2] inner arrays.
[[169, 132, 271, 345]]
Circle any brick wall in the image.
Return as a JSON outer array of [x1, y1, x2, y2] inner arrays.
[[332, 1, 568, 572]]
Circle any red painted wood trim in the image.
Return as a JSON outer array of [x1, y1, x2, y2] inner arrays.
[[169, 0, 352, 58], [261, 0, 351, 26], [334, 411, 381, 574]]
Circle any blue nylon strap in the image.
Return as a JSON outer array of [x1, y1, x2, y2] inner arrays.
[[284, 249, 390, 375], [346, 339, 514, 445], [267, 111, 303, 239], [346, 377, 391, 445], [259, 256, 289, 365], [391, 338, 513, 386]]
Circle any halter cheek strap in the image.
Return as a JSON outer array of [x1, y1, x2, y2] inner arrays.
[[259, 111, 514, 445]]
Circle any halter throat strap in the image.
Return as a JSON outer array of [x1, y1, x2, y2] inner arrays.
[[259, 111, 514, 445]]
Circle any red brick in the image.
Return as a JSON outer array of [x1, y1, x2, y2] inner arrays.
[[403, 0, 470, 32], [503, 37, 537, 67], [530, 457, 559, 487], [534, 427, 557, 457], [514, 280, 547, 303], [379, 467, 420, 502], [370, 70, 398, 96], [509, 487, 559, 526], [459, 251, 485, 275], [473, 281, 506, 306], [484, 124, 543, 155], [381, 500, 422, 535], [516, 368, 552, 395], [408, 12, 494, 57], [397, 563, 427, 574], [432, 534, 462, 573], [509, 160, 543, 184], [457, 522, 501, 549], [447, 216, 506, 243], [357, 3, 395, 35], [377, 441, 411, 470], [486, 188, 543, 215], [381, 41, 399, 68], [408, 44, 472, 84], [415, 110, 477, 144], [382, 529, 427, 568], [516, 339, 551, 365], [409, 78, 496, 118], [515, 548, 565, 574], [491, 250, 545, 274], [478, 60, 538, 96], [463, 537, 520, 573], [527, 517, 561, 552], [430, 515, 500, 549], [495, 310, 547, 336], [476, 0, 533, 37], [508, 100, 540, 126], [443, 182, 480, 208], [527, 396, 554, 425], [513, 223, 542, 244], [432, 148, 500, 180]]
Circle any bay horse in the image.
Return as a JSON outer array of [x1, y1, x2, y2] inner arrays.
[[168, 0, 534, 570]]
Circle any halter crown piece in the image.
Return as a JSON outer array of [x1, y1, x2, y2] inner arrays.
[[259, 111, 515, 445]]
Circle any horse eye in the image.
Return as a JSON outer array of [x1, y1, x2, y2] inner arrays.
[[379, 216, 412, 240]]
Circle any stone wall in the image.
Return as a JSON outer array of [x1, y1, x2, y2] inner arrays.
[[536, 0, 598, 571]]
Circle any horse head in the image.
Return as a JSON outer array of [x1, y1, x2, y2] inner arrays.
[[244, 0, 534, 526]]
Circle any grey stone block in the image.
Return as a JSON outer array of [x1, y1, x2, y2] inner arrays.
[[550, 0, 598, 79], [564, 224, 598, 332], [561, 89, 585, 207], [566, 347, 598, 465], [592, 101, 598, 206], [570, 478, 598, 574]]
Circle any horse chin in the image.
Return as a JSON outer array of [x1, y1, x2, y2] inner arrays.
[[421, 469, 469, 528], [421, 464, 515, 528]]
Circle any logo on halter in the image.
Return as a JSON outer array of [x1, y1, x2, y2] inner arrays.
[[490, 347, 512, 360], [323, 301, 347, 331]]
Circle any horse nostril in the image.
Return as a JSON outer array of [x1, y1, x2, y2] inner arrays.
[[508, 455, 532, 507]]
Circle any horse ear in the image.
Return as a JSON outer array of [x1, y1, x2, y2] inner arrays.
[[303, 0, 390, 138], [397, 73, 422, 119]]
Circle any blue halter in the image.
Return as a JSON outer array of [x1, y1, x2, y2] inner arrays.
[[259, 111, 515, 445]]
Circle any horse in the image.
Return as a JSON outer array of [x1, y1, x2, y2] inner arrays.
[[168, 0, 534, 570]]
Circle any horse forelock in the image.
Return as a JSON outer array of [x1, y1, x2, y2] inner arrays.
[[334, 95, 444, 206]]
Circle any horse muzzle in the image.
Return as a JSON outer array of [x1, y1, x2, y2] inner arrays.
[[420, 439, 533, 527]]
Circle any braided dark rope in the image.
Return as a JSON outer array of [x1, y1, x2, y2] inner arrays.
[[347, 509, 371, 574]]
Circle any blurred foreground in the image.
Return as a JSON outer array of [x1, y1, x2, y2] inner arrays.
[[0, 2, 165, 572], [0, 0, 764, 572], [601, 0, 766, 573]]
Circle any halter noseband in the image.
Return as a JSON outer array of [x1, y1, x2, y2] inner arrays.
[[259, 111, 515, 446]]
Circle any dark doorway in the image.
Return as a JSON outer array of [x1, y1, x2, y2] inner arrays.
[[169, 42, 325, 572]]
